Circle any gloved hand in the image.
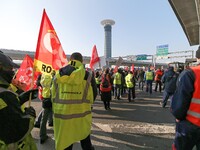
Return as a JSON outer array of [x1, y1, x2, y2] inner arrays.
[[25, 106, 36, 118], [19, 89, 38, 105]]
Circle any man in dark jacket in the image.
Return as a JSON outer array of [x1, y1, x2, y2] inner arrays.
[[0, 51, 38, 149], [160, 66, 178, 108], [170, 47, 200, 150]]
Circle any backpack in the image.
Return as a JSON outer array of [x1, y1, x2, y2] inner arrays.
[[102, 74, 109, 88]]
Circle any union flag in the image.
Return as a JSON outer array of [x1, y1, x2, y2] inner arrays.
[[14, 55, 38, 91], [34, 9, 68, 74]]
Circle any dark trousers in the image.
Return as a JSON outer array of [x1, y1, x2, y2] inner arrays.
[[154, 80, 162, 92], [103, 101, 110, 109], [174, 120, 200, 150], [146, 80, 153, 94], [64, 135, 93, 150], [127, 87, 135, 101], [138, 80, 144, 90]]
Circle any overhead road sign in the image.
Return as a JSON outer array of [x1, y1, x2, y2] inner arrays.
[[156, 44, 168, 56], [136, 54, 147, 60]]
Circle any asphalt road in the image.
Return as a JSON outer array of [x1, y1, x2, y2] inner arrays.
[[30, 86, 175, 150]]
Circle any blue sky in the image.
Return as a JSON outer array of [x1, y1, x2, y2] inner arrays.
[[0, 0, 198, 59]]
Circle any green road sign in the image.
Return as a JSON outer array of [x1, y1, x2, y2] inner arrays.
[[136, 55, 147, 60], [156, 44, 168, 56]]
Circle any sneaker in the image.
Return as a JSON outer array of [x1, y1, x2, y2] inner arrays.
[[159, 102, 166, 108]]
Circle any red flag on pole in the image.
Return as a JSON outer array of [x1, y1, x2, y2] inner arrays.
[[113, 65, 118, 73], [15, 55, 38, 91], [89, 45, 100, 70], [34, 9, 68, 74], [131, 64, 134, 72]]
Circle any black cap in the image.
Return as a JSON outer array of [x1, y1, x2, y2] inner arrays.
[[0, 51, 19, 68], [196, 46, 200, 59]]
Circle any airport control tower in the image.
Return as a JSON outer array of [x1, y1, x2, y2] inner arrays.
[[101, 19, 115, 59]]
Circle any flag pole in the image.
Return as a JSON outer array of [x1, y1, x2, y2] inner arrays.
[[28, 66, 35, 107]]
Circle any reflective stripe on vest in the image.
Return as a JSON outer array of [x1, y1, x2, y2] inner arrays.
[[53, 72, 92, 120], [186, 66, 200, 127]]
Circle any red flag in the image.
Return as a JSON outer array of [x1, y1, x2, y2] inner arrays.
[[34, 9, 68, 74], [89, 45, 100, 70], [131, 64, 134, 72], [15, 55, 38, 91], [113, 65, 118, 73]]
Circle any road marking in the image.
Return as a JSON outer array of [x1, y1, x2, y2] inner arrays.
[[93, 122, 175, 134]]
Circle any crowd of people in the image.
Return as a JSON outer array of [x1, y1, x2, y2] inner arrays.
[[1, 48, 200, 150]]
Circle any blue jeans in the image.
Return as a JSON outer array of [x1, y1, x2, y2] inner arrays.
[[146, 80, 153, 94], [114, 84, 121, 99], [162, 90, 173, 107]]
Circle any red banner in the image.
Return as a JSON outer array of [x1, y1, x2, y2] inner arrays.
[[89, 45, 100, 70], [34, 9, 68, 74], [15, 55, 38, 91]]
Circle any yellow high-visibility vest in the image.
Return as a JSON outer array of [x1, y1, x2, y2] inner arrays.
[[51, 60, 94, 150]]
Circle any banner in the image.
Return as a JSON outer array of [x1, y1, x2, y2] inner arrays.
[[89, 45, 100, 70], [34, 9, 68, 75], [15, 55, 38, 91]]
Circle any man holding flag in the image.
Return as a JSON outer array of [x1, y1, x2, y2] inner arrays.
[[33, 9, 68, 144], [0, 51, 38, 150]]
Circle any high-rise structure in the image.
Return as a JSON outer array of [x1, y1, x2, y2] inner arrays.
[[101, 19, 115, 59]]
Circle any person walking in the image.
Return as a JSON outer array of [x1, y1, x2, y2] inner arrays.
[[34, 74, 53, 129], [0, 51, 38, 150], [138, 68, 145, 90], [144, 67, 154, 95], [160, 66, 178, 108], [154, 67, 163, 92], [39, 71, 54, 144], [100, 68, 112, 110], [113, 69, 122, 100], [171, 47, 200, 150], [95, 71, 101, 95], [125, 70, 136, 102], [51, 52, 97, 150]]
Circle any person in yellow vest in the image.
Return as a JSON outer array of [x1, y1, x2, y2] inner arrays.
[[0, 51, 38, 150], [171, 47, 200, 150], [113, 69, 122, 100], [39, 71, 54, 144], [144, 67, 154, 95], [51, 52, 97, 150], [95, 70, 101, 95], [125, 70, 136, 102]]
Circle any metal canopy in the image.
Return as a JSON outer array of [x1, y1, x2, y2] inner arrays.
[[168, 0, 200, 46]]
